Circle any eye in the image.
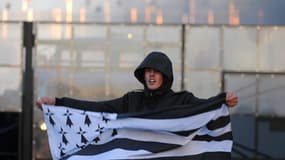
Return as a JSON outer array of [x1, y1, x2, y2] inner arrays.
[[145, 68, 150, 72]]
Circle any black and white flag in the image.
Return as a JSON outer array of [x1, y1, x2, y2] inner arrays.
[[43, 103, 232, 160]]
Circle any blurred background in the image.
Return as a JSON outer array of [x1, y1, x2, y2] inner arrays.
[[0, 0, 285, 159]]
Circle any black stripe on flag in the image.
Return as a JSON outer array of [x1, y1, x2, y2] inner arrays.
[[118, 99, 225, 119], [67, 138, 180, 156], [171, 128, 199, 137], [193, 132, 233, 142], [207, 115, 230, 130]]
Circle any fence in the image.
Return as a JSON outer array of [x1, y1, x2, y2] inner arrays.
[[0, 21, 285, 159]]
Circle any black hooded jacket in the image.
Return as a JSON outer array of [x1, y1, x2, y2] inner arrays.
[[55, 51, 226, 113]]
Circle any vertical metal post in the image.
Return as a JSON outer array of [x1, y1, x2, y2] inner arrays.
[[220, 27, 225, 93], [254, 75, 260, 160], [254, 27, 261, 160], [221, 71, 225, 92], [180, 24, 186, 90], [20, 22, 35, 160]]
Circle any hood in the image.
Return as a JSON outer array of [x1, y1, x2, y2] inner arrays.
[[134, 51, 173, 96]]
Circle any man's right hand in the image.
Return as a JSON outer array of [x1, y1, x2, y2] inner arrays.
[[35, 97, 55, 110]]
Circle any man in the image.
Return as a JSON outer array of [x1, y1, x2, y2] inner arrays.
[[36, 51, 238, 112]]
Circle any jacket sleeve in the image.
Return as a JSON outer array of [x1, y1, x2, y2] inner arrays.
[[55, 94, 129, 113], [186, 92, 227, 108]]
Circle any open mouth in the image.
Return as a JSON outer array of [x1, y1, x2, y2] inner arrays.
[[148, 79, 156, 84]]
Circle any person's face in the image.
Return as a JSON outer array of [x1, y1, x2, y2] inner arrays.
[[144, 68, 163, 90]]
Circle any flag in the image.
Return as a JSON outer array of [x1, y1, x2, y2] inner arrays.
[[42, 103, 232, 160]]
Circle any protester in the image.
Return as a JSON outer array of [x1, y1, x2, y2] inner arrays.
[[36, 51, 238, 113]]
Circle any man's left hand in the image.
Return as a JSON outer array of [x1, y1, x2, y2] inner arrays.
[[226, 92, 238, 107]]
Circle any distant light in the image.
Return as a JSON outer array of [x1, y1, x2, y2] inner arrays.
[[156, 9, 163, 25], [40, 122, 47, 131], [27, 9, 33, 22], [127, 33, 133, 39], [274, 26, 278, 30], [22, 0, 28, 12], [80, 8, 86, 22], [2, 9, 8, 21], [130, 8, 138, 23], [1, 10, 8, 41], [208, 9, 214, 25], [65, 0, 73, 22], [52, 8, 62, 22], [104, 0, 111, 23], [229, 1, 240, 26]]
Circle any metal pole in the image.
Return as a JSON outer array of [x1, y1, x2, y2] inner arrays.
[[180, 24, 186, 90], [20, 22, 35, 160], [254, 27, 261, 160]]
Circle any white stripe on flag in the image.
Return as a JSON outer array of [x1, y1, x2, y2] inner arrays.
[[108, 104, 229, 131]]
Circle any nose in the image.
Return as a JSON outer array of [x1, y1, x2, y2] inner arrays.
[[148, 69, 156, 77]]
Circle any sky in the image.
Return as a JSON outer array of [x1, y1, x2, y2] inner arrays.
[[0, 0, 285, 25]]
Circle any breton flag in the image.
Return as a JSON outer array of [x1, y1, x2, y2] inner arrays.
[[42, 103, 232, 160]]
